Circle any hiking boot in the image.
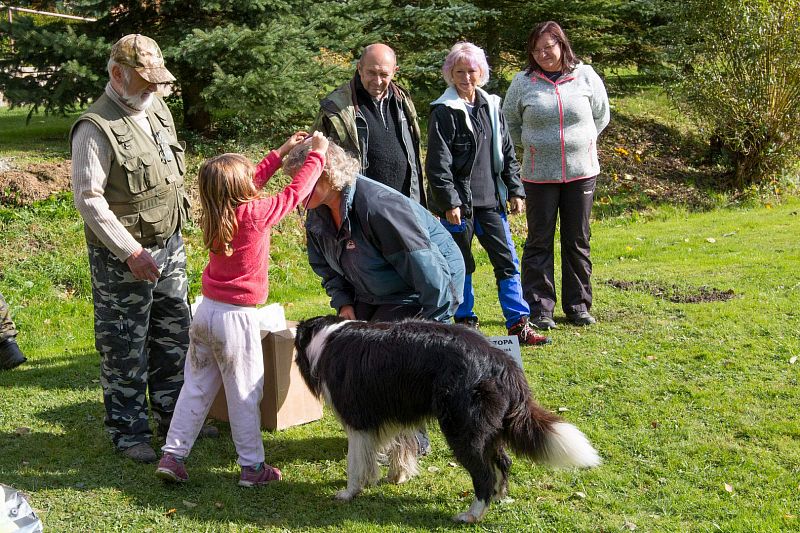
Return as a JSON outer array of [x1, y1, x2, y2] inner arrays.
[[155, 453, 188, 483], [567, 311, 596, 326], [508, 317, 551, 346], [0, 339, 26, 370], [454, 316, 480, 329], [530, 315, 558, 330], [121, 442, 157, 463], [239, 463, 282, 487]]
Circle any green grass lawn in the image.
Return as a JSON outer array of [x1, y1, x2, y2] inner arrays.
[[1, 101, 799, 531]]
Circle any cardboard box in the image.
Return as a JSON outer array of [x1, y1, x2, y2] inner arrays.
[[208, 322, 324, 431]]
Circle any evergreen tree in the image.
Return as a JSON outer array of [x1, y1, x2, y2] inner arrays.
[[0, 0, 485, 133]]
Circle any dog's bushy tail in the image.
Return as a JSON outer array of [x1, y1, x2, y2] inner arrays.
[[505, 392, 600, 469]]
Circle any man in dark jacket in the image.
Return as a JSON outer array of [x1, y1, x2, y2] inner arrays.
[[312, 44, 425, 205]]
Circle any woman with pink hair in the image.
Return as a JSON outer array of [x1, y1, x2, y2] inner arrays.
[[426, 42, 549, 346]]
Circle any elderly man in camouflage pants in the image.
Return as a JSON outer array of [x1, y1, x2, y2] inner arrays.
[[0, 292, 27, 370], [70, 34, 215, 463]]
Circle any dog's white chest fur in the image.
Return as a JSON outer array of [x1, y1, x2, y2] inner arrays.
[[305, 320, 351, 372]]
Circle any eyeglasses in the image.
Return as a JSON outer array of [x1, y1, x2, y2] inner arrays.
[[533, 42, 559, 55]]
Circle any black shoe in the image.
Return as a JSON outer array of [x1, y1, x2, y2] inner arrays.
[[567, 311, 596, 326], [454, 316, 480, 329], [0, 338, 26, 370], [120, 442, 158, 463], [530, 315, 558, 330]]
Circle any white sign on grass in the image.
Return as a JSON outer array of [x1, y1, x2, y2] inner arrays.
[[488, 336, 523, 368]]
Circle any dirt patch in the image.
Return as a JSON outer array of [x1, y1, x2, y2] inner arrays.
[[0, 159, 72, 205], [605, 279, 736, 303], [597, 113, 728, 214]]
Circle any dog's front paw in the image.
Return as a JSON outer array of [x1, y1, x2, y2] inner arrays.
[[334, 489, 358, 501]]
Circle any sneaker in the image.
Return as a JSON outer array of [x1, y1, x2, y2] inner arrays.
[[0, 339, 26, 370], [530, 315, 558, 330], [239, 463, 282, 487], [120, 442, 158, 463], [508, 317, 551, 346], [155, 453, 188, 483], [567, 311, 596, 326], [454, 316, 480, 329]]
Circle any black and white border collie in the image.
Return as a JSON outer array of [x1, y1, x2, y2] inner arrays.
[[294, 315, 600, 523]]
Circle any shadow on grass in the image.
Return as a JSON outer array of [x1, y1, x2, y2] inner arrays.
[[0, 350, 99, 391], [1, 402, 458, 528]]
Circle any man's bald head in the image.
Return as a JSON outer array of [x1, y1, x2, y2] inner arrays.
[[357, 43, 398, 99]]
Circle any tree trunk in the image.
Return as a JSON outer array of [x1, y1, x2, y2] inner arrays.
[[180, 79, 211, 133]]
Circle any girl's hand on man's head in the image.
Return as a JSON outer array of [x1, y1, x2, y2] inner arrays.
[[310, 131, 329, 155], [277, 130, 309, 158]]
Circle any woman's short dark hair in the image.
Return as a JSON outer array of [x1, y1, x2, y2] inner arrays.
[[525, 21, 578, 75]]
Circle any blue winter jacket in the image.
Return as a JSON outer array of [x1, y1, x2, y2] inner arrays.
[[306, 176, 465, 322]]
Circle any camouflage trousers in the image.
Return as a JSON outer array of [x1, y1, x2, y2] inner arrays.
[[88, 232, 191, 450], [0, 291, 19, 343]]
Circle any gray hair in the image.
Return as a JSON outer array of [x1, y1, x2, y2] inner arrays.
[[283, 139, 359, 192]]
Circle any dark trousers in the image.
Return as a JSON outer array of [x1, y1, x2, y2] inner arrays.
[[442, 207, 529, 328], [88, 232, 191, 449], [354, 302, 424, 322], [0, 292, 18, 342], [521, 177, 595, 317]]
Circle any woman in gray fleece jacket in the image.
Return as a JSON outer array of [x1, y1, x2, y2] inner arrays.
[[502, 21, 610, 329]]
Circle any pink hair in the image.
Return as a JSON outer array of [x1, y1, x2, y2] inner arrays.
[[442, 42, 490, 87]]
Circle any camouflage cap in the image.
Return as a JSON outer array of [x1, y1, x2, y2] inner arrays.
[[111, 34, 176, 84]]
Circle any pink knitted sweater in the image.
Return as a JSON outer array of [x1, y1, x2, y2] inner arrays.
[[201, 150, 324, 305]]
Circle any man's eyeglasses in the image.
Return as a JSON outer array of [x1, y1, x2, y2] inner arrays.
[[533, 42, 559, 55]]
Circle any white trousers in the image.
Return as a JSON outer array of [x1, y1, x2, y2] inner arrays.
[[162, 297, 265, 466]]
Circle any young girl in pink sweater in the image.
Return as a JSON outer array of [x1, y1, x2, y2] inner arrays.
[[156, 131, 328, 486]]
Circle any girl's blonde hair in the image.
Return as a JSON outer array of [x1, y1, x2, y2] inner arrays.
[[282, 139, 359, 192], [198, 153, 259, 256]]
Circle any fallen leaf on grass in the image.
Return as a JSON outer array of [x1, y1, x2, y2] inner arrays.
[[14, 427, 31, 436], [448, 462, 458, 468], [789, 356, 797, 365], [558, 407, 570, 412], [723, 232, 736, 237], [623, 520, 637, 530], [182, 500, 197, 508], [706, 237, 716, 243], [724, 483, 734, 493], [651, 421, 660, 429], [572, 491, 586, 499], [214, 502, 224, 510], [427, 466, 440, 473], [165, 509, 177, 517], [459, 490, 471, 498], [784, 514, 796, 520], [646, 355, 657, 361]]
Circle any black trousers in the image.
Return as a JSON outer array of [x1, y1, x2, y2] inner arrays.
[[353, 302, 424, 322], [521, 177, 595, 317]]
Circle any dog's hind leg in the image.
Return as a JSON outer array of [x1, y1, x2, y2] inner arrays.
[[385, 430, 419, 484], [336, 428, 380, 501], [439, 421, 496, 523], [492, 446, 512, 502]]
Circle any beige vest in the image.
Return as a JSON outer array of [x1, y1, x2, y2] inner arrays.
[[70, 94, 191, 248]]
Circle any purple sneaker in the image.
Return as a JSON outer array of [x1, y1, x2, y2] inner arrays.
[[155, 453, 188, 483], [239, 463, 282, 487]]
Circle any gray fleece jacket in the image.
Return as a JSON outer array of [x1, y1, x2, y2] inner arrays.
[[502, 64, 610, 183]]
